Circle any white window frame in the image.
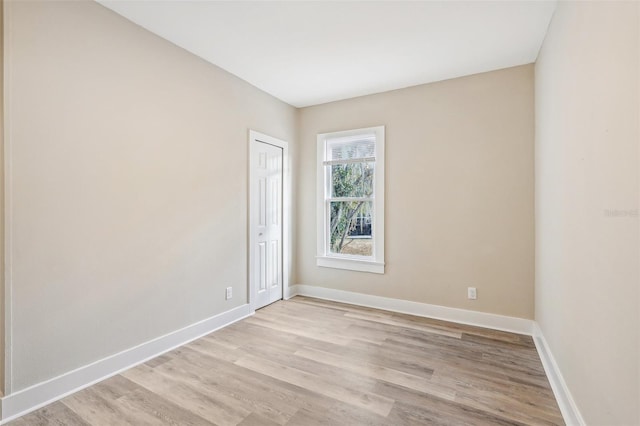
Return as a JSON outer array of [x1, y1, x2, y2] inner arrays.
[[316, 125, 385, 274]]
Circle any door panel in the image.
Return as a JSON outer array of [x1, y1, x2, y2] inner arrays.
[[259, 178, 266, 226], [270, 240, 278, 286], [258, 242, 267, 292]]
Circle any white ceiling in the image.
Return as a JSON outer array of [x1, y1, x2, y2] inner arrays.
[[98, 1, 557, 108]]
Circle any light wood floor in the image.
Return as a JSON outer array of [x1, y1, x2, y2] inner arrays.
[[11, 297, 564, 425]]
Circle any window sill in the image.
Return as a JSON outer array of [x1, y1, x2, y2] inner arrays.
[[316, 256, 385, 274]]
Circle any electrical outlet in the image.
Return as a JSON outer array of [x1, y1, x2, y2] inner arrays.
[[225, 287, 233, 300], [467, 287, 477, 300]]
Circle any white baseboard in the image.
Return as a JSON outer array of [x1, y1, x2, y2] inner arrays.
[[0, 303, 253, 424], [290, 284, 533, 335], [283, 284, 299, 300], [532, 323, 585, 426]]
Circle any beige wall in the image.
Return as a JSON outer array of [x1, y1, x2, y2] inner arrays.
[[297, 65, 535, 319], [5, 0, 296, 391], [535, 2, 639, 425]]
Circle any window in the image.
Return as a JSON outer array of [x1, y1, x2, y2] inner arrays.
[[316, 126, 385, 274]]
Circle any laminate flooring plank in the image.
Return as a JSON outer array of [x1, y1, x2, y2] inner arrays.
[[144, 354, 173, 369], [156, 349, 299, 425], [259, 306, 388, 345], [382, 336, 547, 386], [393, 325, 531, 361], [293, 346, 457, 400], [451, 380, 565, 426], [237, 412, 282, 426], [234, 354, 395, 417], [90, 374, 141, 400], [214, 324, 306, 357], [291, 336, 438, 380], [431, 367, 559, 408], [186, 336, 243, 363], [374, 381, 525, 426], [214, 321, 318, 354], [285, 401, 390, 426], [9, 402, 91, 426], [256, 308, 350, 331], [242, 316, 352, 346], [343, 312, 463, 338], [62, 386, 164, 426], [238, 342, 400, 396], [114, 387, 215, 426], [395, 315, 531, 346], [462, 331, 536, 349], [121, 364, 250, 426], [508, 374, 555, 391], [386, 400, 524, 426], [204, 357, 338, 420]]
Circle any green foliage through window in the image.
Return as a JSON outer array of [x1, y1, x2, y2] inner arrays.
[[329, 162, 374, 254]]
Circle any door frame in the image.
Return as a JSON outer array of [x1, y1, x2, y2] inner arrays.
[[248, 130, 290, 311]]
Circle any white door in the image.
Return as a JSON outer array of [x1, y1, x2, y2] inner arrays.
[[250, 139, 283, 309]]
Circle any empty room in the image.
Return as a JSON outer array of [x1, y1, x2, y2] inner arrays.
[[0, 0, 637, 425]]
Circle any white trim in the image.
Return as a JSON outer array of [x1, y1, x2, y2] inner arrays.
[[4, 0, 14, 397], [291, 284, 533, 335], [248, 130, 290, 311], [316, 126, 385, 274], [532, 323, 585, 426], [0, 304, 253, 424], [316, 256, 384, 274]]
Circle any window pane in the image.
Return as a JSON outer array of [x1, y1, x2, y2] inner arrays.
[[330, 162, 374, 198], [329, 201, 373, 256]]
